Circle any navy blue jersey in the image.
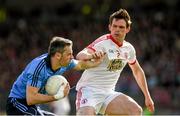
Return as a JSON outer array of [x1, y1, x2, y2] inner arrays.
[[9, 53, 78, 98]]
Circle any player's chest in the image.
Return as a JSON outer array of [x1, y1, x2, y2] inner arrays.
[[105, 46, 129, 60], [104, 46, 129, 71]]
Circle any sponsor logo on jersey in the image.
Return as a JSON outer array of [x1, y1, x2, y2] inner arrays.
[[107, 59, 124, 71]]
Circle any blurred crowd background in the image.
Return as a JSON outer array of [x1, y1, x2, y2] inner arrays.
[[0, 0, 180, 115]]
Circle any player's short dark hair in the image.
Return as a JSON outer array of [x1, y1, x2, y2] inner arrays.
[[109, 8, 132, 27], [48, 37, 72, 56]]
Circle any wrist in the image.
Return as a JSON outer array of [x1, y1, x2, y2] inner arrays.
[[54, 86, 65, 100], [88, 54, 94, 59], [54, 92, 64, 100]]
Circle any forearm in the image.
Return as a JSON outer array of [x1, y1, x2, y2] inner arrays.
[[75, 49, 105, 70], [27, 93, 55, 105], [80, 60, 100, 69], [133, 69, 151, 98], [26, 86, 56, 105], [134, 69, 155, 112], [76, 50, 93, 60]]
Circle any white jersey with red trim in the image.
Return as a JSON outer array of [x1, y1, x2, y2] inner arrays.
[[76, 34, 136, 90]]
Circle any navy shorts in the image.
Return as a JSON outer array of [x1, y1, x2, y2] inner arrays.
[[6, 97, 41, 115]]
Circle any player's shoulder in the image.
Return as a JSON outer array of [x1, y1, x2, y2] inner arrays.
[[123, 41, 136, 51], [33, 53, 47, 63], [63, 59, 78, 71], [23, 53, 48, 74], [28, 53, 48, 68], [87, 34, 110, 49], [69, 59, 78, 65], [94, 34, 110, 42], [123, 41, 134, 47]]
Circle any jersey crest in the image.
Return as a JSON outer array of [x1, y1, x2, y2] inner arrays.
[[107, 59, 125, 71]]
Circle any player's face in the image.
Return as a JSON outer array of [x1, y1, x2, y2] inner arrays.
[[109, 19, 130, 40], [59, 46, 74, 67]]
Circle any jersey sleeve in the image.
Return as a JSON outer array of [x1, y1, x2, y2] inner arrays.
[[87, 41, 105, 53], [66, 59, 79, 70], [25, 60, 45, 88], [127, 44, 136, 65], [86, 35, 107, 52], [26, 73, 43, 88]]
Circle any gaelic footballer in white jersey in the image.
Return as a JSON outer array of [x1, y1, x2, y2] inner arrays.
[[76, 34, 136, 91]]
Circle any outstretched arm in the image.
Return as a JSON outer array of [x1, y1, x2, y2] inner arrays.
[[76, 48, 94, 60], [129, 60, 155, 113], [76, 48, 105, 60], [74, 48, 105, 70]]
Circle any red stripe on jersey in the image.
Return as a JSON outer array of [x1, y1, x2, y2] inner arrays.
[[86, 34, 109, 50], [107, 34, 123, 47], [129, 60, 136, 65], [86, 34, 123, 50], [87, 46, 96, 52], [76, 88, 82, 110]]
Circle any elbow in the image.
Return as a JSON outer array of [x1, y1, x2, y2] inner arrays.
[[76, 53, 81, 60], [26, 95, 36, 106], [76, 49, 93, 60], [76, 53, 88, 60], [76, 51, 84, 60], [26, 98, 34, 106]]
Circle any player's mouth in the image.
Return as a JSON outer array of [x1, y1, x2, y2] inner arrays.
[[114, 33, 120, 37]]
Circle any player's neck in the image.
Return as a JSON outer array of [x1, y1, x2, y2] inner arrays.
[[111, 34, 124, 43], [117, 36, 125, 43]]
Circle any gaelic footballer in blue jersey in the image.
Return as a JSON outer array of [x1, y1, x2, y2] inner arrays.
[[6, 36, 105, 115]]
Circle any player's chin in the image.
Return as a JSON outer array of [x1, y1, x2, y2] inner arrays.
[[63, 62, 70, 67], [112, 34, 120, 38]]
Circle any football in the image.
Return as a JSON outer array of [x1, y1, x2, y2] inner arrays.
[[45, 75, 68, 95]]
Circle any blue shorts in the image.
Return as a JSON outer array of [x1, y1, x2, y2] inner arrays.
[[6, 97, 55, 115]]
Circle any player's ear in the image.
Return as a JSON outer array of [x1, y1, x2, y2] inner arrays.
[[55, 52, 62, 60], [108, 24, 111, 31]]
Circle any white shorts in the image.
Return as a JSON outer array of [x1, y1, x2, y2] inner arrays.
[[76, 86, 121, 114]]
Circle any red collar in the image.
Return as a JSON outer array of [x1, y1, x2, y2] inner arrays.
[[107, 34, 123, 47]]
